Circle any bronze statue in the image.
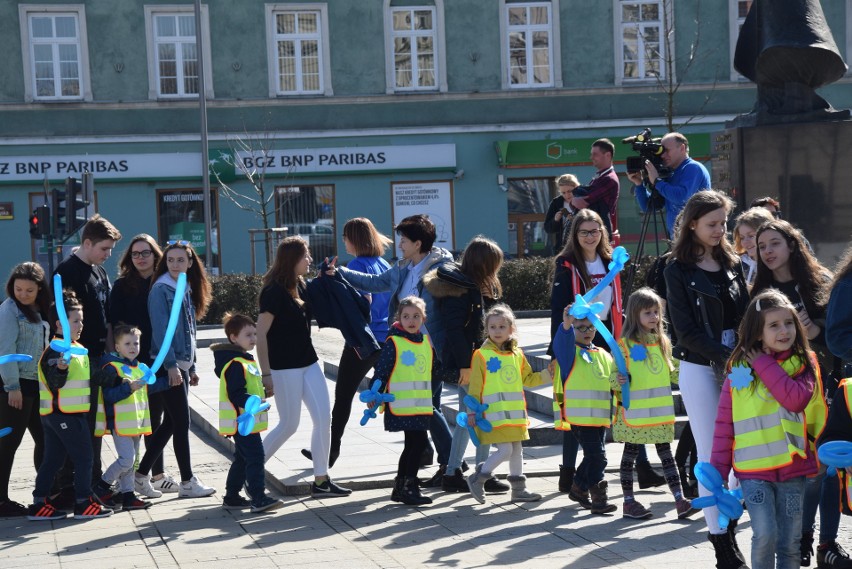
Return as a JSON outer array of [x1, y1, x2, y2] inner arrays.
[[732, 0, 850, 125]]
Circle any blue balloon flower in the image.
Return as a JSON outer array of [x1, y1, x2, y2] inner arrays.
[[400, 350, 416, 367], [358, 380, 396, 425], [486, 357, 502, 373], [121, 365, 132, 378], [728, 365, 754, 390], [237, 395, 271, 436], [629, 344, 648, 362], [580, 349, 593, 364]]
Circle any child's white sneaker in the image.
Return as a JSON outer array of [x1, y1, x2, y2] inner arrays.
[[134, 474, 163, 499], [151, 473, 179, 493], [178, 476, 216, 498]]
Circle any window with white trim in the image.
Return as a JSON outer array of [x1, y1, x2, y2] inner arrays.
[[505, 2, 554, 88], [391, 7, 437, 90], [270, 9, 325, 94], [619, 1, 665, 81], [729, 0, 752, 80], [19, 6, 91, 101], [144, 6, 213, 100]]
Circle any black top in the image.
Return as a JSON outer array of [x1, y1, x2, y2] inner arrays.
[[259, 281, 318, 370], [109, 274, 154, 366], [703, 268, 737, 330], [54, 254, 110, 358]]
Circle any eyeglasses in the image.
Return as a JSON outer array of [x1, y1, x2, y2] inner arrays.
[[578, 229, 601, 238], [130, 250, 153, 259], [166, 240, 191, 247], [575, 325, 596, 333]]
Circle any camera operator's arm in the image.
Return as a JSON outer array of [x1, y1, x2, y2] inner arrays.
[[647, 159, 711, 204]]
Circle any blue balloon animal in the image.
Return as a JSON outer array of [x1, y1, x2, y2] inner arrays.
[[50, 274, 89, 362], [818, 441, 852, 477], [567, 246, 631, 408], [0, 354, 33, 365], [237, 395, 271, 436], [138, 272, 188, 385], [456, 394, 492, 447], [691, 462, 744, 531], [358, 380, 395, 425], [0, 427, 12, 438]]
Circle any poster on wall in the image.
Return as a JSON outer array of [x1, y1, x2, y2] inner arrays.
[[156, 189, 221, 273], [391, 181, 454, 252]]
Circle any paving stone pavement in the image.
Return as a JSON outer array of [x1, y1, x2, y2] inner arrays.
[[1, 318, 849, 568]]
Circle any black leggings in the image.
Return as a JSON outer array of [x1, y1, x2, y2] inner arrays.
[[137, 371, 193, 482], [143, 391, 166, 476], [398, 430, 428, 478], [331, 345, 380, 455], [0, 385, 44, 501]]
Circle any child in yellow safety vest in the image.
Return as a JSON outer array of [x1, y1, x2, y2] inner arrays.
[[612, 288, 698, 520], [552, 305, 616, 514], [212, 313, 282, 514], [711, 290, 826, 569], [93, 324, 153, 512], [28, 289, 113, 521], [465, 304, 552, 504], [370, 296, 434, 506]]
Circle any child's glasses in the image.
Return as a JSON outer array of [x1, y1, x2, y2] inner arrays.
[[577, 229, 601, 238], [575, 325, 596, 333]]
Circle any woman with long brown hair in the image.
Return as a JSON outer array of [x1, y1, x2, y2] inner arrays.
[[257, 237, 351, 497], [135, 240, 215, 499]]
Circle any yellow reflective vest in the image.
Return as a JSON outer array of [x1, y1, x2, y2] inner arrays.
[[219, 356, 268, 435], [38, 340, 90, 416], [478, 348, 528, 429], [387, 336, 433, 416], [617, 339, 675, 428], [731, 352, 826, 473], [96, 361, 152, 437], [553, 345, 614, 428], [839, 379, 851, 515]]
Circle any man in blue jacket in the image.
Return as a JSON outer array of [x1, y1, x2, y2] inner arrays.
[[627, 132, 711, 238]]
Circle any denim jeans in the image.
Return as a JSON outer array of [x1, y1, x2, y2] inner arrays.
[[572, 426, 607, 491], [446, 384, 489, 472], [34, 413, 93, 502], [742, 477, 805, 569], [801, 468, 842, 543], [227, 432, 266, 503], [429, 362, 454, 466]]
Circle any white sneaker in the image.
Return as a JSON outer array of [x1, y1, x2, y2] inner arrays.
[[151, 473, 179, 494], [178, 476, 216, 498], [135, 474, 163, 499]]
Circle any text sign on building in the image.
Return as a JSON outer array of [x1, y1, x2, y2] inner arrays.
[[231, 144, 456, 175], [391, 181, 454, 251], [0, 153, 203, 182]]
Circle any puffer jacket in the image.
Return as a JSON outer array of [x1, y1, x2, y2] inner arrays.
[[663, 258, 748, 368], [422, 263, 487, 370]]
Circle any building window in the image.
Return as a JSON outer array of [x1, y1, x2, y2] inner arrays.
[[618, 0, 666, 82], [390, 7, 437, 90], [729, 0, 752, 80], [266, 4, 332, 96], [504, 2, 554, 88], [275, 185, 336, 261], [19, 5, 92, 102], [144, 6, 213, 100]]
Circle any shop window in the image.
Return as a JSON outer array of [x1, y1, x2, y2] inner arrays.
[[275, 184, 336, 261], [156, 188, 221, 272], [507, 177, 555, 257]]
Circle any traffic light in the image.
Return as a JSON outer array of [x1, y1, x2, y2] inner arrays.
[[29, 205, 50, 239], [52, 176, 89, 237]]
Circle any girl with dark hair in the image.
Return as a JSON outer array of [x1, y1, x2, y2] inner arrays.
[[0, 263, 51, 516], [110, 234, 175, 497], [135, 240, 216, 499], [663, 190, 750, 567], [257, 237, 351, 497]]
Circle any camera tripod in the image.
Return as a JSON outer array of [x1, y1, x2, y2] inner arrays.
[[624, 183, 669, 296]]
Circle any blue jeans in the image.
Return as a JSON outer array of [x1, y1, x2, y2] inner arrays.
[[429, 362, 454, 466], [34, 413, 93, 502], [572, 426, 607, 491], [447, 384, 490, 471], [742, 477, 805, 569], [801, 469, 842, 543], [227, 432, 266, 504]]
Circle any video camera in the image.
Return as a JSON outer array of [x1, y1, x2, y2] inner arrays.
[[622, 128, 672, 179]]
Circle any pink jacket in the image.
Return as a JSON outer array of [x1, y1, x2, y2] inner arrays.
[[710, 350, 818, 482]]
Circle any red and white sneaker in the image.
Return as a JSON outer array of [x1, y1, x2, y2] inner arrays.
[[27, 500, 68, 521], [73, 496, 114, 519]]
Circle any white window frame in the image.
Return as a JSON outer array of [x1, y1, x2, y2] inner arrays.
[[728, 0, 752, 81], [144, 5, 214, 100], [383, 2, 447, 93], [613, 0, 670, 85], [265, 4, 333, 97], [499, 1, 561, 89], [19, 4, 92, 102], [847, 0, 852, 75]]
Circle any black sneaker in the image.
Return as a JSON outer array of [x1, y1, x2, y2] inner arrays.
[[441, 469, 468, 493], [419, 466, 446, 488], [250, 496, 284, 513], [223, 494, 252, 510], [27, 500, 68, 521], [311, 479, 352, 498], [0, 500, 28, 518], [73, 496, 114, 519], [122, 493, 152, 511], [817, 541, 852, 568], [484, 477, 510, 493]]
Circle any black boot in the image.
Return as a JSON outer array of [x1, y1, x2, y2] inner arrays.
[[558, 465, 575, 493], [708, 532, 749, 569], [727, 519, 748, 567], [420, 465, 446, 488], [636, 461, 666, 489], [800, 529, 814, 567], [484, 477, 510, 493], [401, 477, 432, 506], [391, 476, 404, 502], [441, 468, 468, 493]]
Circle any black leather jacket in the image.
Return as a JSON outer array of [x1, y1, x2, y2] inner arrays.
[[663, 258, 749, 368]]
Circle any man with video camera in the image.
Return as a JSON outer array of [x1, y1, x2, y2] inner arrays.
[[570, 138, 620, 244], [627, 132, 711, 238]]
